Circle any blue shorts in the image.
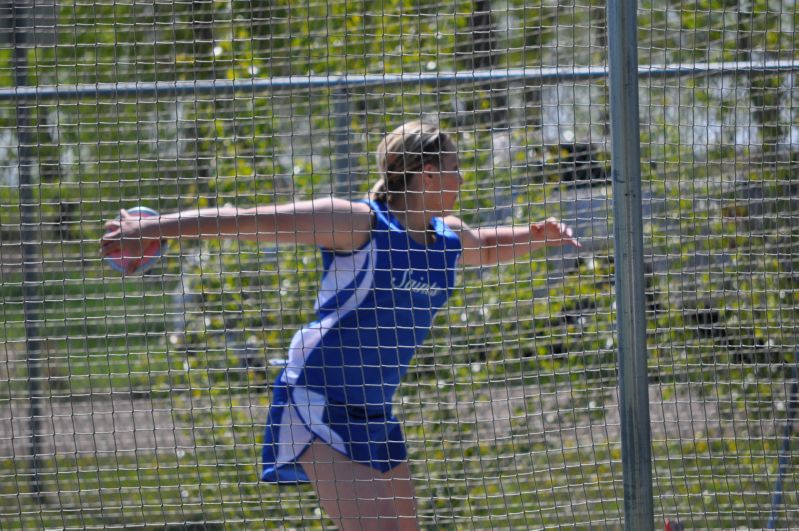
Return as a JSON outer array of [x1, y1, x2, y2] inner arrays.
[[261, 378, 408, 484]]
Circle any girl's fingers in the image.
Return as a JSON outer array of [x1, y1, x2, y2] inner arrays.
[[541, 219, 580, 248], [533, 219, 581, 247], [101, 211, 135, 262], [100, 237, 119, 251], [101, 228, 120, 241], [101, 240, 118, 252]]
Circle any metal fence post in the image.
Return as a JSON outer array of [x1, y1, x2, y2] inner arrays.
[[607, 0, 655, 529], [332, 90, 352, 197], [12, 1, 45, 500]]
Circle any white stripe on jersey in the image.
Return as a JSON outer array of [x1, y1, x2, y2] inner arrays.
[[315, 242, 372, 311], [285, 241, 376, 385]]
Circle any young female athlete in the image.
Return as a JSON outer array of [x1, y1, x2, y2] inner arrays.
[[101, 121, 580, 530]]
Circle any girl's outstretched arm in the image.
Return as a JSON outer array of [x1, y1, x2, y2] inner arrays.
[[444, 216, 581, 267], [101, 198, 374, 261]]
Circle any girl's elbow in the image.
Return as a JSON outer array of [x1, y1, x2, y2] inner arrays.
[[469, 247, 498, 267], [485, 249, 501, 266]]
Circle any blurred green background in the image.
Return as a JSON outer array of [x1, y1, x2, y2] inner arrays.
[[1, 0, 798, 528]]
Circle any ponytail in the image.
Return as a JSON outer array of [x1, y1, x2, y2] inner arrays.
[[369, 179, 389, 203]]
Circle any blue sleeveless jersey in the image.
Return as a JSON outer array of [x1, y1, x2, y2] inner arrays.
[[262, 200, 463, 483], [281, 199, 462, 411]]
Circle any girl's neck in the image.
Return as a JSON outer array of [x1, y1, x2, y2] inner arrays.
[[387, 196, 435, 245]]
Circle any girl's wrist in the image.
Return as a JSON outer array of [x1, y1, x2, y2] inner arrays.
[[137, 218, 167, 240]]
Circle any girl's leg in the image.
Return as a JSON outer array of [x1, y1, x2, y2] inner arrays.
[[298, 440, 419, 531]]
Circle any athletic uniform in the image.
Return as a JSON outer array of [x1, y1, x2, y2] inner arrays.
[[261, 199, 462, 483]]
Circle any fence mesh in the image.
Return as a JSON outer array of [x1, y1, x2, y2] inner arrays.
[[1, 0, 798, 528]]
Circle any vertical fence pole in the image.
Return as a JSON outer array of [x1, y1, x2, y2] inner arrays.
[[332, 90, 352, 197], [607, 0, 654, 529], [13, 2, 45, 499]]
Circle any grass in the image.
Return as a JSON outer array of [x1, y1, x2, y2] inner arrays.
[[1, 382, 795, 529], [2, 206, 798, 528]]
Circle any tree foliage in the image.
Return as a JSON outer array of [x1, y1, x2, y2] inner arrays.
[[1, 0, 799, 528]]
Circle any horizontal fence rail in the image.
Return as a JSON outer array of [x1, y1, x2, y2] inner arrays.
[[2, 61, 799, 101]]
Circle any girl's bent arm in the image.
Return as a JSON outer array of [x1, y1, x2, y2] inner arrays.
[[445, 216, 580, 267]]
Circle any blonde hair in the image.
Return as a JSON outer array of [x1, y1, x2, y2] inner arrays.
[[369, 121, 456, 203]]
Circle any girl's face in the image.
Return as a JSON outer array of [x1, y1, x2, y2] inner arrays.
[[422, 153, 463, 216]]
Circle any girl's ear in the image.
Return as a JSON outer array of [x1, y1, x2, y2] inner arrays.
[[420, 163, 438, 190], [422, 162, 438, 174]]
